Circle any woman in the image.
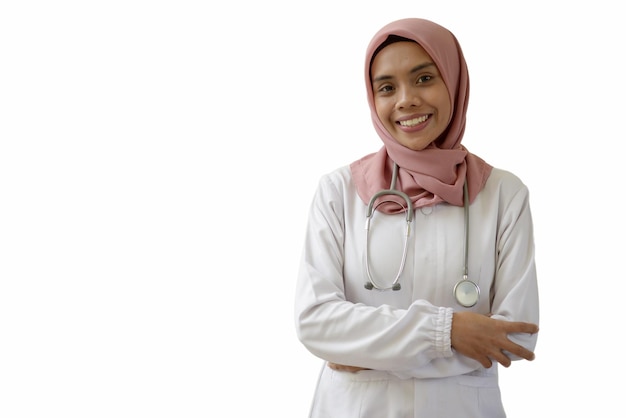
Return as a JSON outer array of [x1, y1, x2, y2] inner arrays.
[[294, 18, 539, 417]]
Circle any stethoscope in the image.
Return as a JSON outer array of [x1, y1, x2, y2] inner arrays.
[[363, 163, 480, 308]]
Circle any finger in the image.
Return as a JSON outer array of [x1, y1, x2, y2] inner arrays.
[[502, 342, 536, 361], [328, 363, 366, 372], [491, 351, 512, 368], [505, 321, 539, 335], [478, 356, 493, 369]]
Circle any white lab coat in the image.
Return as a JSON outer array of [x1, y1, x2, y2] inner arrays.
[[295, 165, 539, 418]]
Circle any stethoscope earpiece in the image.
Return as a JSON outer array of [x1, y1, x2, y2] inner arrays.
[[364, 281, 401, 291]]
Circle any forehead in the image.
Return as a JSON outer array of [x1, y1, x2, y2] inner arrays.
[[371, 41, 435, 76]]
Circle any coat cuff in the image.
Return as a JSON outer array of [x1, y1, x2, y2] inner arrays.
[[434, 307, 454, 358]]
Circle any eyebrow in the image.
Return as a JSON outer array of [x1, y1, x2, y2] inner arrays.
[[372, 62, 436, 83]]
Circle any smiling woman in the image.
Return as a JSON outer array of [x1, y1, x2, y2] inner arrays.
[[3, 1, 623, 417], [294, 17, 539, 418]]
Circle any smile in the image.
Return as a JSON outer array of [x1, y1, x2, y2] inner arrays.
[[398, 115, 429, 127]]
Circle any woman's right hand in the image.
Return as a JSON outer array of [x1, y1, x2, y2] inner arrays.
[[327, 362, 370, 373]]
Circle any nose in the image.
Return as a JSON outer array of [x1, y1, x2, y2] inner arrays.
[[396, 86, 421, 109]]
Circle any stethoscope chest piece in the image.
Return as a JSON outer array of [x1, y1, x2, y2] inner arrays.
[[453, 278, 480, 308]]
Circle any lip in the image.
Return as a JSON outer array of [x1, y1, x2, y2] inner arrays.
[[396, 114, 430, 132]]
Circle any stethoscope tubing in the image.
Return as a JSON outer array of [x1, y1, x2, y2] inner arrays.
[[363, 163, 479, 307], [364, 163, 413, 291]]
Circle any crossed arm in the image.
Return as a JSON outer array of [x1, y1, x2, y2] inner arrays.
[[328, 311, 539, 372]]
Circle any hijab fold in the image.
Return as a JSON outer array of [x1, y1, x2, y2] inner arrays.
[[350, 18, 492, 213]]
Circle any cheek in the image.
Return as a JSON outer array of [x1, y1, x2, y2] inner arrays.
[[374, 98, 391, 122]]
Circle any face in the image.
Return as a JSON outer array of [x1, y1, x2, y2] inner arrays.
[[370, 41, 452, 151]]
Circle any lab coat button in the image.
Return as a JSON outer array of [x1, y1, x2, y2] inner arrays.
[[420, 206, 433, 215]]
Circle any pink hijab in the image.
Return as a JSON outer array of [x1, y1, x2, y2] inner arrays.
[[350, 18, 492, 213]]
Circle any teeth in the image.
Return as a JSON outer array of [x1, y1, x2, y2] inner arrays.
[[399, 115, 428, 127]]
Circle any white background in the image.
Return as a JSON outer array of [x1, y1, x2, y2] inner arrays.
[[1, 1, 624, 417]]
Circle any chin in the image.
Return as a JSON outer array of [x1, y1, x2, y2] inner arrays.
[[401, 139, 433, 151]]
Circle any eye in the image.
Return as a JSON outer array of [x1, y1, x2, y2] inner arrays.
[[416, 75, 433, 84], [376, 84, 395, 94]]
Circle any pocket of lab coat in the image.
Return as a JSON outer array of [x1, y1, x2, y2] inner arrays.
[[309, 367, 413, 418], [454, 372, 505, 417]]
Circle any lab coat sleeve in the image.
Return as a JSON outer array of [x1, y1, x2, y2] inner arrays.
[[294, 174, 455, 373], [488, 179, 540, 358]]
